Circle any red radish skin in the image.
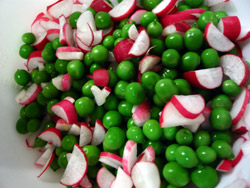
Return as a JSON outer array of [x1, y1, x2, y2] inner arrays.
[[161, 13, 197, 28], [231, 137, 247, 167], [31, 12, 46, 36], [77, 11, 96, 32], [47, 29, 60, 41], [56, 46, 84, 60], [137, 146, 155, 163], [132, 100, 151, 127], [33, 33, 48, 50], [206, 0, 229, 6], [91, 120, 106, 146], [47, 0, 74, 19], [152, 0, 177, 17], [183, 67, 223, 89], [40, 17, 60, 31], [102, 86, 112, 98], [123, 140, 137, 175], [129, 9, 147, 24], [60, 144, 88, 187], [162, 22, 191, 36], [109, 0, 136, 21], [235, 43, 243, 58], [59, 15, 67, 44], [216, 159, 232, 172], [26, 51, 45, 72], [38, 128, 62, 147], [79, 175, 92, 188], [177, 8, 206, 17], [56, 119, 72, 131], [62, 73, 72, 91], [99, 152, 123, 169], [204, 22, 235, 52], [63, 23, 75, 47], [113, 39, 134, 63], [110, 167, 133, 188], [233, 118, 248, 134], [93, 69, 109, 87], [97, 167, 115, 188], [171, 95, 205, 119], [37, 152, 55, 178], [138, 55, 161, 74], [90, 0, 113, 12], [35, 144, 55, 166], [79, 123, 93, 147], [236, 27, 250, 41]]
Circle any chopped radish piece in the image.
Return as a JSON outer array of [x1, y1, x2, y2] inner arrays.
[[242, 104, 250, 131], [97, 167, 115, 188], [40, 17, 60, 31], [162, 22, 191, 36], [60, 144, 88, 187], [132, 100, 151, 127], [128, 24, 139, 41], [216, 159, 232, 172], [131, 162, 161, 188], [206, 0, 229, 6], [231, 136, 247, 167], [91, 120, 106, 146], [33, 32, 48, 50], [236, 26, 250, 41], [35, 144, 55, 166], [93, 69, 109, 87], [123, 140, 137, 175], [76, 25, 94, 47], [68, 123, 81, 136], [152, 0, 177, 17], [113, 38, 134, 63], [31, 12, 46, 37], [37, 152, 55, 178], [75, 33, 92, 53], [79, 175, 92, 188], [102, 23, 114, 37], [230, 87, 249, 125], [99, 152, 123, 169], [137, 146, 155, 163], [63, 23, 75, 47], [129, 9, 147, 25], [242, 140, 250, 156], [59, 15, 67, 44], [204, 22, 235, 52], [110, 0, 119, 6], [183, 67, 223, 89], [77, 11, 96, 32], [56, 46, 84, 60], [52, 74, 72, 91], [109, 0, 136, 21], [72, 2, 83, 12], [15, 83, 42, 105], [90, 0, 113, 12], [171, 95, 205, 119], [177, 8, 206, 17], [47, 0, 74, 19], [47, 29, 60, 41], [91, 85, 108, 106], [102, 87, 111, 98], [110, 167, 133, 188], [161, 13, 197, 28], [81, 0, 93, 11], [26, 51, 45, 72], [56, 119, 72, 131], [38, 128, 62, 147], [138, 55, 161, 74], [79, 123, 93, 147], [232, 118, 248, 134], [210, 1, 229, 11], [224, 178, 250, 188], [220, 54, 250, 86]]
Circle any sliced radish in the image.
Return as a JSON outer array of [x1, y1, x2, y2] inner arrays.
[[99, 152, 123, 169], [137, 146, 155, 163], [91, 120, 106, 146], [60, 144, 88, 187], [97, 167, 115, 188], [90, 0, 113, 12], [37, 152, 55, 178], [131, 162, 160, 188], [62, 73, 73, 91], [102, 86, 111, 98], [110, 167, 133, 188], [128, 30, 150, 57], [51, 98, 78, 124], [162, 22, 191, 36], [77, 11, 96, 32], [79, 175, 92, 188], [183, 67, 223, 89], [109, 0, 119, 6], [177, 8, 206, 17], [56, 46, 84, 60], [102, 22, 114, 37], [63, 23, 75, 47], [68, 123, 81, 136], [220, 54, 250, 86], [26, 51, 45, 72], [31, 12, 46, 37], [132, 100, 151, 127], [33, 32, 48, 50], [231, 136, 247, 167], [38, 128, 62, 147], [138, 55, 161, 74], [72, 2, 83, 12], [242, 140, 250, 156], [79, 123, 93, 147], [204, 22, 235, 52], [59, 15, 67, 44], [113, 38, 134, 63], [216, 159, 232, 172], [152, 0, 177, 17], [91, 30, 103, 46], [47, 29, 60, 41], [129, 9, 147, 25], [75, 34, 92, 53], [128, 24, 139, 41], [230, 87, 249, 125], [52, 75, 64, 90], [81, 0, 93, 11], [40, 17, 60, 31], [47, 0, 74, 19], [93, 69, 109, 87], [210, 1, 229, 11], [123, 140, 137, 175], [56, 118, 72, 131], [161, 13, 197, 28], [224, 178, 250, 188], [76, 25, 94, 47], [171, 95, 205, 119], [236, 26, 250, 41], [233, 117, 248, 134], [15, 83, 42, 105], [91, 85, 108, 106], [109, 0, 136, 21], [35, 144, 55, 166]]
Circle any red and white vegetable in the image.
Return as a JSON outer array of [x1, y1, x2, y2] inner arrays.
[[38, 128, 62, 147], [122, 140, 137, 175], [99, 152, 123, 169]]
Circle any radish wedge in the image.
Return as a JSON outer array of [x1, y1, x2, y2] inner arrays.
[[59, 15, 67, 44], [128, 24, 139, 41], [131, 162, 161, 188], [35, 144, 55, 166], [93, 69, 109, 87], [60, 144, 88, 187], [99, 152, 123, 169], [137, 146, 155, 163], [38, 128, 62, 147], [37, 152, 55, 178], [113, 38, 134, 63], [224, 178, 250, 188], [91, 85, 108, 106], [242, 140, 250, 156], [152, 0, 177, 17], [177, 8, 206, 17], [91, 120, 106, 146], [56, 119, 72, 131], [68, 124, 81, 136], [183, 67, 223, 89], [171, 95, 205, 119], [204, 22, 235, 52], [230, 87, 249, 125], [90, 0, 113, 12], [79, 123, 93, 147], [110, 167, 133, 188], [220, 54, 250, 86], [79, 175, 92, 188], [76, 25, 94, 47], [109, 0, 136, 21], [161, 13, 197, 28], [52, 74, 72, 91], [77, 10, 96, 32], [40, 17, 60, 31], [75, 34, 92, 53], [138, 55, 161, 74], [56, 46, 84, 60], [129, 9, 147, 25], [231, 136, 247, 167], [123, 140, 137, 175], [63, 23, 75, 47], [47, 0, 74, 19], [26, 51, 45, 72], [236, 26, 250, 41], [162, 22, 191, 36], [47, 29, 60, 41], [216, 159, 232, 172], [132, 100, 151, 127], [97, 167, 115, 188]]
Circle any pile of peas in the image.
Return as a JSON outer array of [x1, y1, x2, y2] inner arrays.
[[14, 0, 249, 187]]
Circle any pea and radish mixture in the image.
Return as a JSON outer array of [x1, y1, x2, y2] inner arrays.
[[14, 0, 250, 187]]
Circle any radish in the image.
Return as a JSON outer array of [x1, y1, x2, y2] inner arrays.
[[68, 123, 81, 136], [79, 123, 93, 147], [137, 146, 155, 163], [159, 102, 205, 129], [59, 15, 67, 44], [131, 162, 161, 188], [31, 12, 46, 37], [79, 175, 92, 188], [129, 9, 147, 25], [216, 159, 232, 172], [162, 22, 191, 36], [210, 1, 229, 11], [128, 30, 150, 57], [132, 100, 151, 127], [206, 0, 229, 6], [171, 95, 205, 119], [128, 24, 139, 41], [51, 97, 78, 124], [15, 83, 42, 105], [123, 140, 137, 175], [177, 8, 206, 17], [102, 22, 114, 37], [52, 73, 73, 91], [91, 30, 103, 46], [109, 0, 119, 6], [47, 29, 60, 41], [81, 0, 93, 11], [76, 25, 94, 47], [26, 51, 45, 72], [38, 128, 62, 147], [60, 144, 88, 187], [33, 32, 48, 50], [113, 38, 134, 63], [102, 86, 111, 98], [91, 120, 106, 146], [56, 119, 72, 131], [152, 0, 177, 17], [230, 87, 249, 125], [138, 55, 161, 74], [40, 17, 60, 31], [160, 13, 197, 28], [99, 152, 123, 169], [217, 16, 241, 41], [243, 104, 250, 131], [47, 0, 74, 19], [110, 167, 133, 188], [231, 136, 247, 167], [37, 152, 55, 178], [183, 67, 223, 89], [75, 34, 92, 53], [97, 167, 115, 188], [204, 22, 235, 52], [236, 26, 250, 41], [72, 2, 83, 13], [90, 0, 113, 12], [220, 54, 250, 86], [35, 144, 55, 166], [233, 117, 248, 134], [77, 11, 96, 32], [242, 140, 250, 156], [224, 178, 250, 188], [93, 69, 109, 87], [63, 23, 75, 47], [56, 46, 84, 60], [109, 0, 136, 21], [91, 85, 108, 106]]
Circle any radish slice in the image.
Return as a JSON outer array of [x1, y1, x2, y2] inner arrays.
[[110, 167, 133, 188], [113, 38, 134, 63], [177, 8, 206, 17], [109, 0, 136, 21], [161, 13, 197, 28], [59, 15, 67, 44], [63, 23, 75, 47], [242, 140, 250, 156], [77, 11, 96, 32], [56, 46, 84, 60], [31, 12, 46, 37], [206, 0, 229, 6], [183, 67, 223, 89], [236, 26, 250, 41], [35, 144, 55, 166], [220, 54, 250, 86], [40, 17, 60, 31], [91, 120, 106, 146], [216, 159, 232, 172], [110, 0, 119, 6], [81, 0, 93, 11], [37, 152, 55, 178], [91, 85, 108, 106], [128, 24, 139, 41], [91, 30, 103, 46], [210, 1, 229, 11], [224, 178, 250, 188], [68, 124, 81, 136], [232, 117, 248, 134], [47, 0, 74, 19], [52, 75, 64, 91], [56, 119, 72, 131], [60, 144, 88, 187], [231, 136, 247, 167], [72, 2, 83, 12], [76, 25, 94, 47], [128, 30, 150, 57], [131, 162, 161, 188], [123, 140, 137, 175], [171, 95, 205, 119], [62, 73, 73, 91], [90, 0, 113, 12], [132, 100, 151, 127], [93, 69, 109, 87], [79, 123, 93, 147], [138, 55, 161, 74], [204, 22, 235, 52], [47, 29, 60, 41], [102, 86, 111, 98], [97, 167, 115, 188], [152, 0, 177, 17], [79, 175, 92, 188], [75, 34, 92, 53], [137, 146, 155, 163], [102, 22, 114, 37], [230, 87, 249, 125], [129, 9, 147, 25], [99, 152, 123, 169], [162, 22, 191, 36], [26, 51, 45, 72], [33, 32, 48, 50], [38, 128, 62, 147]]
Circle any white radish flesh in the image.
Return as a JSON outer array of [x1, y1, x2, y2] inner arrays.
[[138, 55, 161, 74], [109, 0, 136, 21], [56, 46, 84, 60], [132, 100, 151, 127], [97, 167, 115, 188], [38, 128, 62, 147], [110, 167, 133, 188], [91, 120, 106, 146], [99, 152, 123, 169], [123, 140, 137, 175], [79, 123, 93, 147]]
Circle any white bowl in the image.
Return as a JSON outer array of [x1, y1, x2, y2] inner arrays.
[[0, 0, 250, 187]]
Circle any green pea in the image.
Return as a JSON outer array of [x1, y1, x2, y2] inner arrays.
[[159, 68, 178, 80], [87, 164, 100, 179], [162, 49, 180, 69], [113, 29, 122, 39], [44, 42, 54, 50], [211, 94, 232, 111], [19, 44, 34, 59], [47, 99, 59, 115], [141, 12, 158, 28], [22, 32, 36, 44], [127, 118, 136, 129], [91, 45, 109, 64], [25, 102, 43, 118], [143, 119, 162, 141], [125, 82, 145, 105], [121, 23, 133, 38], [83, 145, 101, 166], [89, 106, 105, 125], [141, 72, 161, 91], [165, 33, 184, 51], [211, 130, 232, 144], [42, 48, 56, 62], [175, 146, 199, 168], [150, 106, 161, 120], [33, 138, 47, 148], [45, 63, 57, 76], [82, 80, 94, 99], [184, 28, 203, 51], [222, 80, 241, 97], [90, 63, 104, 74], [58, 152, 68, 168], [14, 69, 30, 86], [200, 5, 210, 11], [176, 128, 193, 145], [103, 35, 115, 50], [75, 97, 95, 117], [87, 7, 96, 16], [103, 127, 126, 150], [147, 20, 163, 38], [174, 79, 192, 95], [55, 59, 69, 74], [83, 52, 94, 67], [95, 12, 111, 29], [178, 5, 191, 11], [165, 144, 179, 162], [163, 126, 180, 141], [68, 11, 81, 29], [201, 48, 220, 68], [118, 101, 133, 117], [116, 61, 136, 81], [67, 60, 85, 79], [52, 37, 64, 51], [103, 111, 122, 129], [150, 38, 165, 56], [32, 71, 50, 84], [211, 140, 233, 159], [19, 106, 27, 118], [198, 11, 219, 30], [107, 68, 118, 88], [55, 147, 64, 156], [196, 146, 217, 164], [193, 130, 211, 148], [210, 108, 232, 130], [44, 122, 55, 130], [141, 0, 161, 10], [153, 94, 165, 107], [214, 11, 228, 20], [119, 18, 130, 29], [104, 94, 119, 111], [61, 135, 78, 152], [42, 82, 60, 99], [186, 0, 204, 8], [181, 51, 201, 72], [126, 126, 145, 144], [27, 119, 41, 132], [16, 118, 29, 134], [50, 156, 60, 171]]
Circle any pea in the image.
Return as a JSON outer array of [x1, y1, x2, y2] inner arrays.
[[27, 119, 41, 132], [162, 49, 180, 69], [200, 5, 210, 11], [193, 130, 211, 148], [159, 68, 178, 80], [69, 11, 81, 29], [121, 23, 133, 38], [25, 102, 43, 118], [184, 28, 203, 51], [178, 5, 191, 11], [116, 61, 136, 81], [211, 130, 232, 144], [103, 35, 115, 50], [82, 80, 95, 99], [222, 80, 241, 97], [150, 106, 161, 120], [126, 126, 145, 144], [108, 68, 118, 88], [22, 32, 36, 44], [150, 38, 165, 56], [52, 37, 64, 51], [153, 94, 165, 107], [42, 48, 56, 62], [33, 138, 47, 148], [141, 12, 158, 28], [198, 11, 219, 30], [91, 45, 109, 64], [89, 106, 105, 125], [32, 71, 50, 84], [104, 94, 119, 111], [58, 152, 68, 168], [45, 63, 57, 76], [147, 20, 163, 38], [211, 140, 233, 159], [210, 108, 232, 130], [55, 147, 64, 156], [143, 119, 162, 141], [103, 127, 126, 150], [19, 44, 34, 59], [165, 33, 184, 51], [141, 72, 161, 91], [42, 82, 60, 99], [84, 52, 94, 67], [114, 38, 125, 46], [67, 60, 85, 79], [75, 97, 95, 117], [14, 69, 30, 86], [16, 118, 29, 134], [181, 51, 200, 72], [176, 128, 193, 145], [55, 59, 69, 74], [196, 146, 217, 164], [127, 118, 136, 129], [61, 135, 78, 152], [83, 145, 101, 166], [211, 94, 232, 110], [201, 48, 220, 68], [125, 82, 145, 105], [165, 144, 179, 162], [47, 99, 59, 115], [103, 111, 122, 129], [175, 146, 199, 168], [50, 156, 60, 171], [44, 122, 55, 130], [95, 12, 111, 29], [44, 42, 54, 50], [19, 106, 27, 118], [141, 0, 161, 10], [119, 18, 130, 29], [143, 140, 164, 156], [214, 11, 228, 20], [186, 0, 204, 8], [174, 79, 192, 95], [113, 29, 122, 39], [163, 127, 179, 141], [118, 101, 133, 117]]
